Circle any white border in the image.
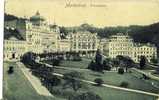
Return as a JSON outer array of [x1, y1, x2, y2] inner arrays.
[[0, 0, 4, 99]]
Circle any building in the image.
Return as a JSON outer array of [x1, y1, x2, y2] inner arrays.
[[98, 38, 109, 56], [108, 33, 134, 58], [4, 37, 26, 61], [107, 33, 157, 62], [69, 31, 98, 54], [26, 11, 60, 53], [133, 43, 157, 62], [58, 38, 71, 52], [4, 11, 60, 61]]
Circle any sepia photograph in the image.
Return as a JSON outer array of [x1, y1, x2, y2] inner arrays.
[[3, 0, 159, 100]]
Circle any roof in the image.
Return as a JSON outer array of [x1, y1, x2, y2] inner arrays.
[[30, 11, 45, 22]]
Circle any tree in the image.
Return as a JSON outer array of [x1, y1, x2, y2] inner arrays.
[[116, 55, 134, 72], [118, 68, 124, 74], [69, 92, 102, 100], [112, 58, 119, 70], [95, 49, 102, 65], [88, 60, 95, 70], [102, 59, 111, 71], [21, 52, 36, 66], [7, 66, 14, 74], [94, 78, 104, 86], [63, 71, 85, 92], [139, 56, 147, 69]]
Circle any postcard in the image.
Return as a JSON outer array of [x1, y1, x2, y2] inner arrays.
[[3, 0, 159, 100]]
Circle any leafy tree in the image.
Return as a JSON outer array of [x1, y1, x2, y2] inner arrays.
[[95, 49, 102, 65], [112, 58, 120, 70], [88, 60, 95, 70], [116, 55, 135, 72], [102, 59, 111, 71], [139, 56, 147, 69], [94, 78, 104, 86], [21, 52, 36, 65], [69, 92, 102, 100], [118, 68, 124, 74], [63, 71, 85, 92]]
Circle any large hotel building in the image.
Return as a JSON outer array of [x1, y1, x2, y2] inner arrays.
[[108, 33, 157, 62], [4, 12, 157, 62]]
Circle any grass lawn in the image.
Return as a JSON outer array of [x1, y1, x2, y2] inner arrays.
[[89, 84, 157, 100], [3, 62, 65, 100], [48, 58, 159, 94], [51, 80, 157, 100], [54, 67, 159, 94]]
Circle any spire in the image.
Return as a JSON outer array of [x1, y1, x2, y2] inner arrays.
[[36, 10, 40, 15]]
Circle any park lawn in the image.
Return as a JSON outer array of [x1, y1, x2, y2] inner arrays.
[[89, 84, 157, 100], [3, 62, 65, 100], [51, 81, 157, 100], [54, 68, 159, 94], [83, 71, 159, 94]]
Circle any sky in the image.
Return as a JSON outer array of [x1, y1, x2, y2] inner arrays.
[[5, 0, 159, 27]]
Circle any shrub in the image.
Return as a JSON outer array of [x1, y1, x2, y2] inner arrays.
[[94, 78, 104, 86], [120, 82, 129, 88], [7, 66, 14, 74], [69, 92, 102, 100], [118, 68, 124, 74]]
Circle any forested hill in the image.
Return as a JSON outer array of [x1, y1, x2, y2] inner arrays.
[[59, 23, 159, 47]]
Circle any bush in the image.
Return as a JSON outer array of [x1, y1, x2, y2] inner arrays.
[[120, 82, 129, 88], [7, 66, 14, 74], [94, 78, 104, 86], [118, 68, 124, 74], [69, 92, 102, 100]]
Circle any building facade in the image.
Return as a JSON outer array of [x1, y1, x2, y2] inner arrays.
[[108, 33, 134, 58], [108, 33, 157, 62], [26, 12, 59, 53], [69, 31, 99, 53], [4, 38, 26, 61], [133, 43, 157, 62]]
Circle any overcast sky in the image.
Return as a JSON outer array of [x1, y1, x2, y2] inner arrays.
[[5, 0, 159, 27]]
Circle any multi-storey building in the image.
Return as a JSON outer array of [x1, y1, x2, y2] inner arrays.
[[4, 36, 26, 61], [98, 38, 109, 56], [4, 11, 60, 61], [69, 31, 98, 53], [108, 33, 134, 58], [26, 11, 60, 53], [133, 43, 157, 62], [108, 33, 157, 62]]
